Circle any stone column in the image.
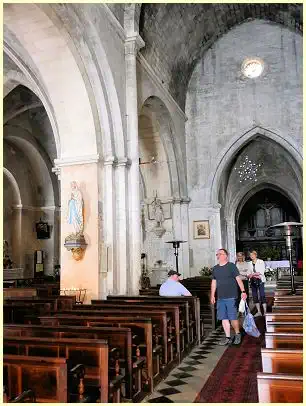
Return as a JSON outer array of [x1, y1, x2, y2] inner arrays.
[[115, 157, 129, 294], [125, 33, 145, 294], [210, 204, 222, 258], [180, 197, 191, 278], [225, 216, 236, 262], [11, 206, 23, 268], [100, 156, 116, 298]]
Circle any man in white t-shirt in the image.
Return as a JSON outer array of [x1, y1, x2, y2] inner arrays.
[[159, 270, 192, 296]]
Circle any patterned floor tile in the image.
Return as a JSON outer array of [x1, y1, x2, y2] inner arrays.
[[143, 328, 227, 402], [172, 372, 193, 379], [164, 379, 188, 387], [191, 351, 210, 355], [189, 354, 208, 359], [147, 395, 174, 402], [183, 360, 202, 366], [157, 387, 182, 396], [177, 365, 198, 372]]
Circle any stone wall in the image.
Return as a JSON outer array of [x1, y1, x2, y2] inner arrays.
[[186, 20, 302, 272]]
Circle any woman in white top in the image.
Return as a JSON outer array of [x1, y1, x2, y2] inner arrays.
[[236, 252, 251, 304], [247, 250, 267, 316]]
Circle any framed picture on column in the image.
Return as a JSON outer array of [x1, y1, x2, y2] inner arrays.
[[194, 220, 210, 239]]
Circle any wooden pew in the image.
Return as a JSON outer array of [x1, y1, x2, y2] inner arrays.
[[4, 336, 111, 402], [261, 349, 303, 375], [79, 303, 184, 359], [266, 313, 303, 323], [4, 303, 52, 323], [274, 296, 303, 303], [4, 295, 76, 312], [272, 305, 303, 312], [50, 308, 176, 366], [180, 278, 216, 330], [4, 355, 68, 402], [265, 333, 303, 349], [274, 289, 303, 297], [105, 295, 201, 344], [37, 315, 157, 392], [257, 373, 303, 402], [266, 322, 303, 333], [141, 280, 216, 333], [4, 288, 37, 299], [4, 323, 145, 401]]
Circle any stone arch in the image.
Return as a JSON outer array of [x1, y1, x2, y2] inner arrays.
[[40, 4, 126, 160], [209, 126, 302, 205], [234, 183, 302, 231], [139, 96, 183, 199], [3, 167, 23, 267], [3, 167, 22, 206], [4, 3, 99, 159], [4, 126, 58, 206]]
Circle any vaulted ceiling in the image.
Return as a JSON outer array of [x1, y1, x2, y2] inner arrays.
[[139, 3, 303, 110]]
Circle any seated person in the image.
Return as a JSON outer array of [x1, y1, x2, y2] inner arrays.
[[159, 270, 192, 296]]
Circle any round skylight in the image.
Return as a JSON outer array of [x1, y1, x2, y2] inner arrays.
[[242, 58, 264, 78]]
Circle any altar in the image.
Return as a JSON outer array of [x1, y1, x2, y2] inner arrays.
[[264, 260, 290, 279], [264, 260, 290, 269]]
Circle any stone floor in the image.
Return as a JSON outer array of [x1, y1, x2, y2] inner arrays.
[[143, 327, 227, 403]]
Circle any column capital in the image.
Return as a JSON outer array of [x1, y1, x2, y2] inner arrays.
[[125, 33, 145, 55], [180, 196, 191, 205], [172, 196, 191, 205], [103, 156, 116, 166], [116, 157, 131, 167]]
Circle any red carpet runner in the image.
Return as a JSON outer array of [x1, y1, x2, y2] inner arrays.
[[195, 317, 266, 403]]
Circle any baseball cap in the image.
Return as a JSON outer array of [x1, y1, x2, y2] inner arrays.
[[168, 270, 181, 277]]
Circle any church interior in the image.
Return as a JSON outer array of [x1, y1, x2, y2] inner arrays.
[[3, 3, 303, 403]]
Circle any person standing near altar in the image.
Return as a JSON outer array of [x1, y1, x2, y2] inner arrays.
[[211, 248, 247, 345]]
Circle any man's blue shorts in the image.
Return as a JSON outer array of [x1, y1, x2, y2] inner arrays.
[[217, 298, 238, 320]]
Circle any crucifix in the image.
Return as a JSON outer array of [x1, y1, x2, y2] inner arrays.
[[258, 200, 276, 227]]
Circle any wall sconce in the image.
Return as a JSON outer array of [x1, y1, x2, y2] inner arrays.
[[139, 156, 158, 165]]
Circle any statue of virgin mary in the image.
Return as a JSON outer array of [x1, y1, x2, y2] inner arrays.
[[67, 181, 84, 235]]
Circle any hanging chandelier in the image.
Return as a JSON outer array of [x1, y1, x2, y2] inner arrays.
[[234, 155, 262, 183]]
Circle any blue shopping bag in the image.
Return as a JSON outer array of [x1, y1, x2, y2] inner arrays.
[[243, 303, 261, 338]]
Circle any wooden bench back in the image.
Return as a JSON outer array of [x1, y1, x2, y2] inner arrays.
[[265, 333, 303, 349], [261, 349, 303, 375], [266, 322, 303, 333], [272, 305, 303, 312], [266, 313, 302, 323], [257, 373, 303, 403], [4, 354, 68, 402], [4, 336, 109, 402], [4, 288, 37, 299]]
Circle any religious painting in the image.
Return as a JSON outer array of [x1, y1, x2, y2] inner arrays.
[[194, 220, 210, 239]]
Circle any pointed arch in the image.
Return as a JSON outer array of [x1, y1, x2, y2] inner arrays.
[[209, 126, 302, 205]]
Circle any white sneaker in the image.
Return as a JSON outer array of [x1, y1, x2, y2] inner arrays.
[[254, 312, 262, 317]]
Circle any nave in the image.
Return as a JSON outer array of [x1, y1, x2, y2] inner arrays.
[[3, 275, 303, 403]]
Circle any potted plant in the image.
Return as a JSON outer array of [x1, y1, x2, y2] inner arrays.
[[258, 246, 281, 261], [199, 266, 212, 278]]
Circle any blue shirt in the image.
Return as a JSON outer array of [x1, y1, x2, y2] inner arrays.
[[159, 279, 191, 296]]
